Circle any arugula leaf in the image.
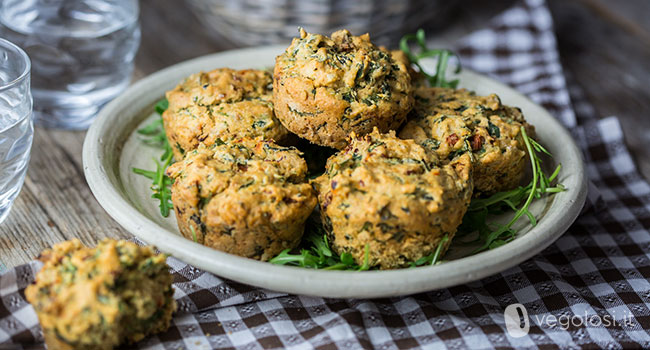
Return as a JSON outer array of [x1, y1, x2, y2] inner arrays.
[[358, 244, 370, 271], [189, 225, 198, 243], [155, 98, 169, 115], [132, 98, 175, 217], [399, 29, 461, 88], [464, 127, 565, 253], [409, 233, 450, 267], [269, 227, 369, 271], [137, 117, 164, 136]]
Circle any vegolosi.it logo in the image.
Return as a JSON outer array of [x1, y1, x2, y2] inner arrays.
[[504, 303, 530, 337], [504, 303, 635, 337]]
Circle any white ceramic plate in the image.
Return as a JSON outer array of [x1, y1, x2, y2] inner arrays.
[[83, 46, 587, 298]]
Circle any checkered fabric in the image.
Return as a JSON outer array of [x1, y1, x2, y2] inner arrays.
[[3, 0, 650, 348]]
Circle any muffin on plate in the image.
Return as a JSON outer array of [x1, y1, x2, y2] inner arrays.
[[399, 87, 535, 195], [163, 68, 290, 160], [25, 239, 175, 350], [314, 128, 473, 269], [167, 137, 317, 260], [273, 29, 414, 149]]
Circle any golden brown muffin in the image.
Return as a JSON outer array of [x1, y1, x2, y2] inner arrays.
[[399, 87, 535, 195], [167, 138, 317, 260], [273, 29, 414, 149], [25, 239, 175, 350], [314, 129, 473, 269], [163, 68, 290, 160]]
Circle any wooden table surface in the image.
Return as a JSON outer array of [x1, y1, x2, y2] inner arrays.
[[1, 0, 648, 269]]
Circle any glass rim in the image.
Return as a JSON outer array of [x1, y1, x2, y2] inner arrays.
[[0, 37, 30, 92]]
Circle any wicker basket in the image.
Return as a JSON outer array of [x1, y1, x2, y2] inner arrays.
[[186, 0, 458, 47]]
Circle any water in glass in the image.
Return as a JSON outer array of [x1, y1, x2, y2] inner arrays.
[[0, 39, 33, 224], [0, 0, 140, 129]]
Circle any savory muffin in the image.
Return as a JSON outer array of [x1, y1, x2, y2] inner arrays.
[[166, 138, 317, 260], [399, 87, 535, 195], [314, 129, 473, 269], [25, 239, 175, 350], [273, 29, 414, 149], [163, 68, 290, 160]]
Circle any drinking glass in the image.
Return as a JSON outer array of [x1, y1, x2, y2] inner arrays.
[[0, 38, 33, 224], [0, 0, 141, 130]]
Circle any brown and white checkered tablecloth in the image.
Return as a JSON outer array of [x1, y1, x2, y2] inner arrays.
[[3, 0, 650, 348]]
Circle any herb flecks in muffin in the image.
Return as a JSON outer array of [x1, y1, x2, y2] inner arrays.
[[400, 87, 535, 195], [25, 239, 175, 350], [167, 138, 317, 260], [163, 68, 290, 160], [274, 29, 414, 149], [314, 128, 473, 269]]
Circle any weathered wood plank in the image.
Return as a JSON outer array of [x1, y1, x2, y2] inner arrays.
[[0, 180, 65, 267]]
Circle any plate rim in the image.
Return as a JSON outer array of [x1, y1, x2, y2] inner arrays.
[[83, 45, 588, 298]]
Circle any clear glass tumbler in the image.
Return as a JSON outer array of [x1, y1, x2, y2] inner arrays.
[[0, 0, 141, 130], [0, 38, 33, 224]]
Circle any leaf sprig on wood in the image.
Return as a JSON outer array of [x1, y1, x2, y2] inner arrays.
[[132, 98, 175, 217]]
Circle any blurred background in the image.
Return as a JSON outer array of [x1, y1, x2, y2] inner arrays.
[[185, 0, 458, 47], [140, 0, 650, 181]]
